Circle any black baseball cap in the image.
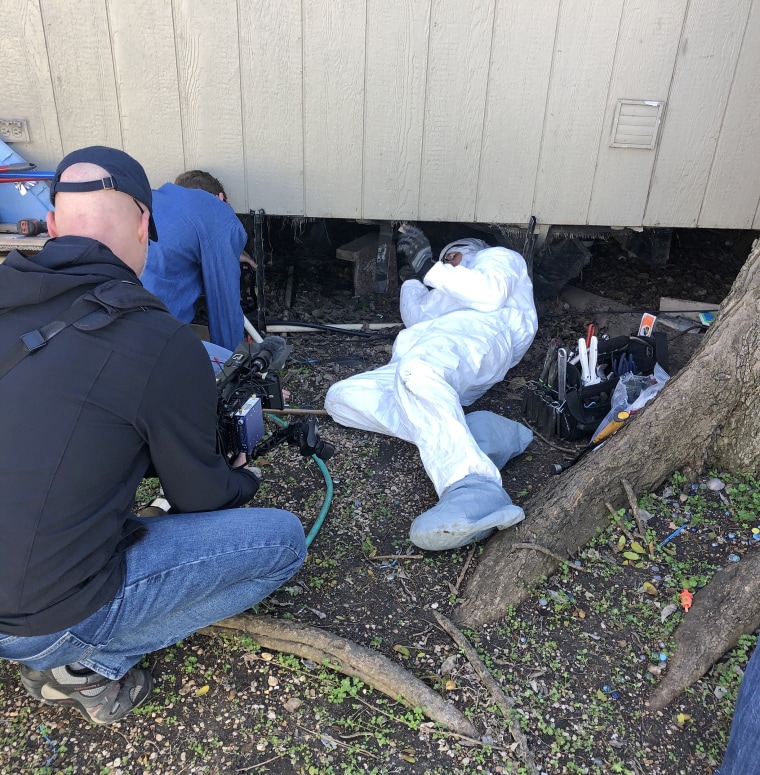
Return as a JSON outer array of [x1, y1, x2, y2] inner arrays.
[[50, 145, 158, 241]]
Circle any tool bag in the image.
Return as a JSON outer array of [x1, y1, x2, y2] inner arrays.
[[522, 332, 669, 441]]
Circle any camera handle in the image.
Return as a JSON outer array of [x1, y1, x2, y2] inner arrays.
[[248, 416, 335, 462]]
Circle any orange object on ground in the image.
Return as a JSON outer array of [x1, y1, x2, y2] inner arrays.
[[680, 588, 693, 612]]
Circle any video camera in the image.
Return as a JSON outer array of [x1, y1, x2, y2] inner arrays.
[[215, 336, 335, 465]]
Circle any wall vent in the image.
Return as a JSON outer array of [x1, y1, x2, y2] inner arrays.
[[610, 100, 663, 149]]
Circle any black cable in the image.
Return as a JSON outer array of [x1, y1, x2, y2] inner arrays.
[[265, 319, 397, 338], [541, 307, 718, 317]]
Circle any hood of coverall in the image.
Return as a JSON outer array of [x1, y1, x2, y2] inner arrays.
[[438, 238, 491, 268]]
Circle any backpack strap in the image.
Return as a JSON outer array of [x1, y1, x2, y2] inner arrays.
[[0, 280, 168, 381]]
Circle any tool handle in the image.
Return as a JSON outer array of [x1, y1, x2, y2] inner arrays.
[[586, 335, 599, 385], [0, 162, 36, 172], [557, 348, 567, 402], [592, 411, 630, 445], [539, 339, 559, 385], [17, 218, 47, 237], [578, 338, 590, 385]]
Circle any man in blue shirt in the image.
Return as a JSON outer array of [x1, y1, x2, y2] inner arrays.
[[142, 171, 252, 352]]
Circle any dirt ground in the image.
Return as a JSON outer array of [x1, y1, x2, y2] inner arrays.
[[1, 226, 757, 775]]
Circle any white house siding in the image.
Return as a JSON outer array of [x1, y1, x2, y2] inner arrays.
[[3, 0, 759, 229]]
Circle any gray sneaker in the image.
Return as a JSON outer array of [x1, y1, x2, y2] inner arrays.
[[20, 664, 153, 724]]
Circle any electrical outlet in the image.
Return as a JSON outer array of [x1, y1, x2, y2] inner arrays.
[[0, 119, 30, 143]]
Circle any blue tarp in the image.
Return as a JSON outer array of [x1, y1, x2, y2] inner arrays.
[[0, 140, 53, 223]]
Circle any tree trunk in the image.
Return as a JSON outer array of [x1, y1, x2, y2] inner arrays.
[[456, 238, 760, 629]]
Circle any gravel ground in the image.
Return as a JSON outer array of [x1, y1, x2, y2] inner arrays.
[[1, 225, 757, 775]]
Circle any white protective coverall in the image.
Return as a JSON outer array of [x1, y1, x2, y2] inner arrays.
[[325, 238, 538, 498]]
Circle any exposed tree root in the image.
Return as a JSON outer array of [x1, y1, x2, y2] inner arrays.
[[649, 552, 760, 711], [201, 613, 480, 739], [456, 241, 760, 629], [433, 611, 538, 774]]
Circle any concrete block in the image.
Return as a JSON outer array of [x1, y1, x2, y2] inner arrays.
[[336, 232, 398, 296]]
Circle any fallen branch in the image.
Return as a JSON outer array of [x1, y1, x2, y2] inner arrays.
[[606, 501, 637, 544], [433, 611, 538, 775], [450, 544, 477, 596], [201, 613, 479, 738], [621, 478, 646, 539], [511, 542, 591, 573], [264, 408, 329, 417], [525, 423, 577, 453]]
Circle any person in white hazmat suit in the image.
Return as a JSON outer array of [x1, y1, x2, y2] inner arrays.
[[324, 225, 538, 551]]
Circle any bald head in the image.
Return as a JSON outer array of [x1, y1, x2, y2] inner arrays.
[[46, 162, 151, 276]]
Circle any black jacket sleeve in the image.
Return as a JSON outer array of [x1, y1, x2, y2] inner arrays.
[[136, 327, 260, 512]]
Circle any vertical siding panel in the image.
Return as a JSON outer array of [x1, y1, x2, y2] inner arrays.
[[699, 0, 760, 229], [303, 1, 365, 218], [476, 0, 560, 224], [107, 0, 185, 189], [419, 0, 495, 222], [644, 0, 752, 227], [4, 0, 62, 168], [588, 0, 688, 227], [533, 0, 623, 225], [172, 0, 246, 208], [239, 0, 305, 215], [362, 0, 430, 220], [37, 0, 122, 153]]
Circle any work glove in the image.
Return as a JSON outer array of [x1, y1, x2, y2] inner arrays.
[[396, 225, 436, 280]]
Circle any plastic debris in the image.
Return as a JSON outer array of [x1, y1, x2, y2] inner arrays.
[[679, 589, 693, 612], [707, 477, 725, 491], [728, 553, 741, 562], [39, 726, 57, 768], [658, 523, 689, 550]]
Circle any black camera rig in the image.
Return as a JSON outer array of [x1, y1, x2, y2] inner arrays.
[[215, 337, 335, 464]]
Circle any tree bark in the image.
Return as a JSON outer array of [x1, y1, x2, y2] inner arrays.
[[456, 238, 760, 628], [649, 553, 760, 711]]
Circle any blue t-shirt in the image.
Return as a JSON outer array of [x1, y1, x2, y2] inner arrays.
[[142, 183, 247, 351]]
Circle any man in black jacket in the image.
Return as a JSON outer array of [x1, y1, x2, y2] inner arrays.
[[0, 146, 305, 724]]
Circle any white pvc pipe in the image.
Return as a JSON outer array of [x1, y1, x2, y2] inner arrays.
[[243, 315, 264, 343]]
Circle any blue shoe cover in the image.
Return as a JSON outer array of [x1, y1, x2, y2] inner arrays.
[[409, 475, 525, 551], [465, 411, 533, 470]]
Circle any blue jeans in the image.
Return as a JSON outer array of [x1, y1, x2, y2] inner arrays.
[[0, 508, 305, 679], [715, 645, 760, 774]]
